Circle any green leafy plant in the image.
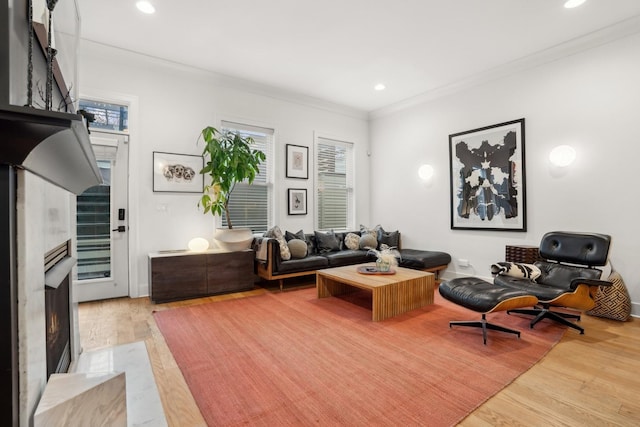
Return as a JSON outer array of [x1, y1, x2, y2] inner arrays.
[[198, 126, 266, 229]]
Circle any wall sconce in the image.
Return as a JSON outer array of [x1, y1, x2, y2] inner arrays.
[[549, 145, 576, 167], [564, 0, 586, 9], [136, 1, 156, 14], [418, 164, 434, 181], [188, 237, 210, 252]]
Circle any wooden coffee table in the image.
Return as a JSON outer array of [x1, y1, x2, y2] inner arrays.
[[316, 264, 434, 321]]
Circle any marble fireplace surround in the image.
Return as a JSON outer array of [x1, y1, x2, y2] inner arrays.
[[16, 171, 167, 426], [16, 170, 82, 426]]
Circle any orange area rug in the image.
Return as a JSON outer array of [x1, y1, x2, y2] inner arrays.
[[154, 287, 565, 426]]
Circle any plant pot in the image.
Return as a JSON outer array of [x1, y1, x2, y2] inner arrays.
[[214, 228, 254, 252]]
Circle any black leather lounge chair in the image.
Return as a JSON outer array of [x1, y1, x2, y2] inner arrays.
[[496, 231, 612, 334]]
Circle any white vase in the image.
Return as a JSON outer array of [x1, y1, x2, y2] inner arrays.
[[214, 228, 254, 252]]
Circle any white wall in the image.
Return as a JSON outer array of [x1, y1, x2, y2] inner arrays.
[[78, 41, 370, 297], [370, 33, 640, 315]]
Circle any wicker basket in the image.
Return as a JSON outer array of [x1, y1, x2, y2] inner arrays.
[[505, 245, 541, 264]]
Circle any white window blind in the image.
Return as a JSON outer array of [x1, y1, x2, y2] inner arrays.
[[316, 137, 354, 231], [220, 120, 273, 234]]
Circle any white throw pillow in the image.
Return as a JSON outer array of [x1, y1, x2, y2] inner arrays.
[[344, 233, 360, 250], [491, 262, 541, 281], [265, 226, 290, 260]]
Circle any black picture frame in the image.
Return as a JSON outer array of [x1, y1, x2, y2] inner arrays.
[[449, 118, 526, 231], [152, 152, 204, 193], [287, 188, 307, 215], [286, 144, 308, 179]]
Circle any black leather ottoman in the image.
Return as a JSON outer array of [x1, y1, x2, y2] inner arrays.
[[399, 249, 451, 269], [439, 277, 538, 344], [398, 249, 451, 282]]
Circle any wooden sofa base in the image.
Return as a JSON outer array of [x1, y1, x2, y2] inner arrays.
[[256, 262, 448, 292]]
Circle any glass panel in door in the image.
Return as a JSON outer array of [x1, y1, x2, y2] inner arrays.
[[76, 160, 112, 280]]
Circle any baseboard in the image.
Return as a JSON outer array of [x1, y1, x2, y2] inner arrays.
[[136, 282, 150, 299], [631, 302, 640, 318]]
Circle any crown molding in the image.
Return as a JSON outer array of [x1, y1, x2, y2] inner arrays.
[[369, 14, 640, 120], [79, 39, 368, 121]]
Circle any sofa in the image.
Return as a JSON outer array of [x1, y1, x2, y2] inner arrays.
[[253, 227, 451, 291]]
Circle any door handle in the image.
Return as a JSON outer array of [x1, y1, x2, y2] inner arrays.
[[112, 225, 126, 233]]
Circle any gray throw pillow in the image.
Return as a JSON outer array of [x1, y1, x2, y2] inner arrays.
[[287, 239, 308, 259], [285, 229, 305, 241], [360, 224, 381, 237], [378, 227, 400, 248], [359, 233, 378, 250], [315, 231, 341, 254]]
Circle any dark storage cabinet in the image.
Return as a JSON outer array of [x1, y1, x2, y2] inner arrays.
[[206, 251, 255, 294], [149, 250, 254, 303]]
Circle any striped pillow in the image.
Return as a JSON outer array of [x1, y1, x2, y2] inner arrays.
[[491, 262, 541, 281]]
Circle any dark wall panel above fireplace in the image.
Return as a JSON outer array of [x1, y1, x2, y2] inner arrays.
[[1, 0, 99, 196], [0, 105, 102, 194]]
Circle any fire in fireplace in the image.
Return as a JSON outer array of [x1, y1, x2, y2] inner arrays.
[[44, 241, 73, 379]]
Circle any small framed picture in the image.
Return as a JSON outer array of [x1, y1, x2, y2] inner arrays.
[[287, 188, 307, 215], [153, 152, 204, 193], [286, 144, 308, 179]]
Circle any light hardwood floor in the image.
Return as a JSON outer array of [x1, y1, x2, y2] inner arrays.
[[78, 286, 640, 427]]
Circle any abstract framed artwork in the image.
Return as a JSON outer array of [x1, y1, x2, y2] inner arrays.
[[286, 144, 309, 179], [287, 188, 307, 215], [449, 118, 526, 231], [153, 152, 204, 193]]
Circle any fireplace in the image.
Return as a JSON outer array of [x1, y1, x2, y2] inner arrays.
[[45, 279, 70, 378], [1, 2, 102, 424], [44, 241, 73, 379]]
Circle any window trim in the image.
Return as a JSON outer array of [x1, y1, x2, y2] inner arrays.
[[313, 132, 355, 232], [214, 118, 275, 234]]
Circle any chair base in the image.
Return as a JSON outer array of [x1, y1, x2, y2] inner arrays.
[[508, 306, 584, 334], [449, 313, 521, 345]]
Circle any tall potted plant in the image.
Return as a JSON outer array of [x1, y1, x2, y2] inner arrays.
[[199, 126, 266, 251]]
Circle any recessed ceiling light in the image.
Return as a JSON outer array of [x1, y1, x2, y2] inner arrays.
[[374, 84, 386, 91], [564, 0, 586, 8], [136, 1, 156, 14]]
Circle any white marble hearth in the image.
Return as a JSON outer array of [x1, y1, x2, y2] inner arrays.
[[73, 341, 167, 427], [34, 372, 127, 427]]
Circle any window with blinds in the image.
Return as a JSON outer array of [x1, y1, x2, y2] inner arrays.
[[220, 120, 273, 234], [316, 137, 354, 231]]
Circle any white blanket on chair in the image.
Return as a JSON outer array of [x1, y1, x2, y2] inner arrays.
[[255, 238, 271, 263]]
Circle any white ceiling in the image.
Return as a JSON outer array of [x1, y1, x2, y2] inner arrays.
[[78, 0, 640, 113]]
